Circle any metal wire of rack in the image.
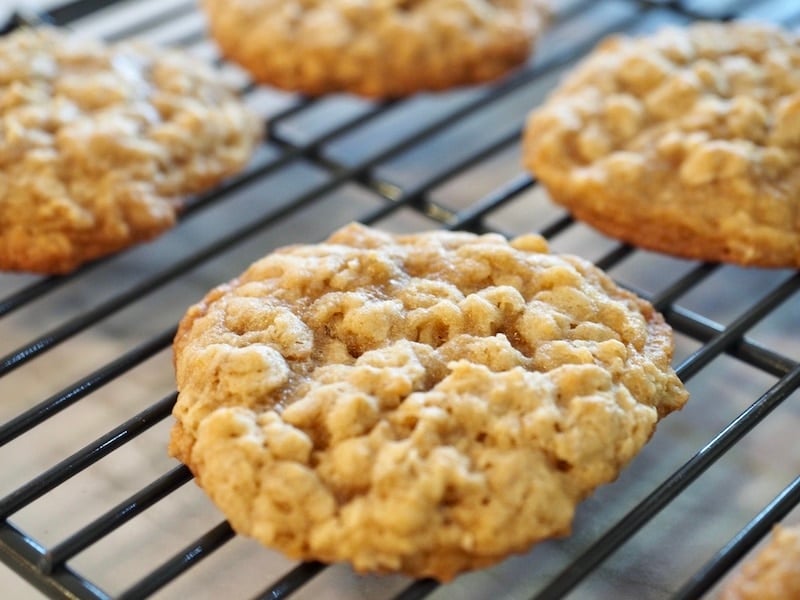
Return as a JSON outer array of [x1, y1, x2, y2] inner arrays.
[[0, 0, 799, 598]]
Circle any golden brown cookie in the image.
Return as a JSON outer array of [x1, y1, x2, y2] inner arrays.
[[202, 0, 549, 98], [0, 27, 262, 274], [524, 22, 800, 268], [169, 222, 688, 581], [721, 525, 800, 600]]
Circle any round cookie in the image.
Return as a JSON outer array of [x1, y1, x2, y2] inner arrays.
[[0, 27, 262, 274], [169, 222, 688, 581], [202, 0, 549, 98], [524, 22, 800, 268], [721, 525, 800, 600]]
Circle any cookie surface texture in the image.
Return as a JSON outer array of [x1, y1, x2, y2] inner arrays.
[[721, 525, 800, 600], [524, 22, 800, 267], [0, 27, 261, 274], [170, 223, 688, 580], [202, 0, 548, 98]]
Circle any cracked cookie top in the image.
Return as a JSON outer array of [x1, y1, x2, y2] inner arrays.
[[170, 222, 688, 580], [203, 0, 548, 97], [0, 27, 261, 273], [524, 22, 800, 267]]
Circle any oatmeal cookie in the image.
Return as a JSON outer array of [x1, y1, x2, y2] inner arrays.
[[169, 223, 688, 581], [202, 0, 549, 98], [0, 27, 262, 274], [524, 22, 800, 268], [721, 525, 800, 600]]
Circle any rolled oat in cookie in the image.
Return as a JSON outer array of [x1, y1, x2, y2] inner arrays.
[[169, 222, 688, 581], [524, 21, 800, 268], [720, 524, 800, 600], [0, 27, 262, 274], [202, 0, 549, 98]]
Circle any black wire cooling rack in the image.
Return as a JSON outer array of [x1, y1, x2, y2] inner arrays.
[[0, 0, 799, 598]]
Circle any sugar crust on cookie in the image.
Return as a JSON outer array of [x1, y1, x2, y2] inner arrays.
[[524, 22, 800, 268], [202, 0, 549, 98], [169, 223, 688, 581], [0, 27, 262, 274], [721, 525, 800, 600]]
